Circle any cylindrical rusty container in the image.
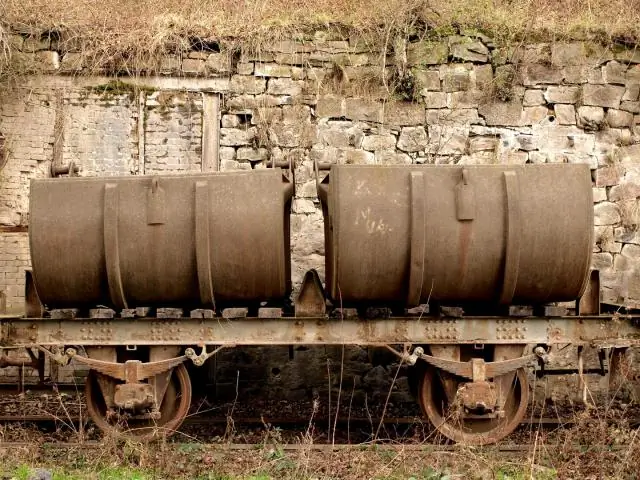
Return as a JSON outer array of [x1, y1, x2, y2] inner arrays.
[[30, 170, 293, 309], [318, 164, 593, 306]]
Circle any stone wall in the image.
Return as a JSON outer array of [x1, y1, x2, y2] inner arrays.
[[1, 34, 640, 312]]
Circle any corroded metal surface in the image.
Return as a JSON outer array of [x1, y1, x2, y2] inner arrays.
[[418, 363, 529, 445], [3, 315, 639, 347], [294, 269, 326, 317], [67, 349, 188, 381], [318, 164, 593, 306], [85, 363, 191, 439], [415, 351, 539, 380], [577, 270, 601, 315], [29, 170, 293, 309]]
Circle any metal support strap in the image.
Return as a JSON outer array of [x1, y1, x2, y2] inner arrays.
[[104, 183, 128, 310], [408, 172, 426, 306], [195, 181, 215, 309], [499, 171, 522, 304]]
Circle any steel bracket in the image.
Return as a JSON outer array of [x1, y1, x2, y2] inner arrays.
[[379, 343, 420, 365], [295, 270, 326, 317], [35, 345, 70, 366], [597, 347, 610, 376], [184, 344, 230, 367]]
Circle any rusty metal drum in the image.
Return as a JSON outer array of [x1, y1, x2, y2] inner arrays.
[[30, 170, 293, 309], [318, 164, 593, 306]]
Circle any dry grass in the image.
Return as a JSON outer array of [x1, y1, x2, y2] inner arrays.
[[3, 0, 640, 42], [0, 0, 639, 92], [2, 352, 640, 479], [2, 413, 640, 479], [1, 0, 640, 72], [0, 22, 11, 81]]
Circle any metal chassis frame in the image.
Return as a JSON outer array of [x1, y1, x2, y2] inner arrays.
[[2, 314, 639, 349]]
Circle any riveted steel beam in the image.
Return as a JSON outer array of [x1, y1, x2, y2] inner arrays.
[[2, 315, 640, 347]]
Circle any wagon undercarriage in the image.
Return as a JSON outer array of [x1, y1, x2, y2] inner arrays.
[[1, 308, 638, 445]]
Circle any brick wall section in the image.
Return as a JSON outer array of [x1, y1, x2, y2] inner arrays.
[[1, 36, 640, 307], [144, 91, 203, 173], [63, 92, 137, 176], [0, 91, 55, 225], [0, 232, 30, 313]]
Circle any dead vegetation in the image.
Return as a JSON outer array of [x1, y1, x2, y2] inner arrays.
[[2, 0, 640, 78], [2, 409, 640, 479], [2, 353, 640, 479]]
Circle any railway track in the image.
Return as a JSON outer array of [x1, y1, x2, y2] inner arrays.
[[0, 382, 636, 448], [0, 440, 633, 454], [0, 413, 575, 427], [0, 441, 557, 452], [0, 384, 629, 433]]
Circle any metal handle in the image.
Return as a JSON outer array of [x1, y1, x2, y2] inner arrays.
[[269, 159, 292, 170], [313, 159, 332, 204], [455, 168, 475, 221], [268, 157, 296, 201], [313, 159, 332, 191], [51, 161, 79, 178]]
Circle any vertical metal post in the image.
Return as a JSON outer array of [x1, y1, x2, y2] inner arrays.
[[577, 270, 601, 316], [608, 347, 628, 398], [137, 91, 146, 175], [202, 94, 220, 172], [578, 346, 588, 405], [52, 89, 65, 174]]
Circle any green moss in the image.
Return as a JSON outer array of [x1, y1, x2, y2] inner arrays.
[[492, 64, 516, 102], [612, 43, 629, 54], [11, 465, 32, 480], [84, 80, 155, 100], [407, 41, 449, 67], [495, 465, 557, 480], [461, 26, 492, 39], [424, 25, 458, 40], [96, 466, 152, 480]]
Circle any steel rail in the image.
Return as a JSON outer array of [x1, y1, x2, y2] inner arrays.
[[0, 441, 630, 453]]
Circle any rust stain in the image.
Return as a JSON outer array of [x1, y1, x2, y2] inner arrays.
[[548, 326, 564, 343], [292, 320, 305, 342], [393, 320, 409, 342], [458, 222, 473, 287], [357, 320, 380, 342]]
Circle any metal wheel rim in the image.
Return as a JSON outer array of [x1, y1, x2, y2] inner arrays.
[[85, 363, 192, 440], [418, 366, 528, 445]]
